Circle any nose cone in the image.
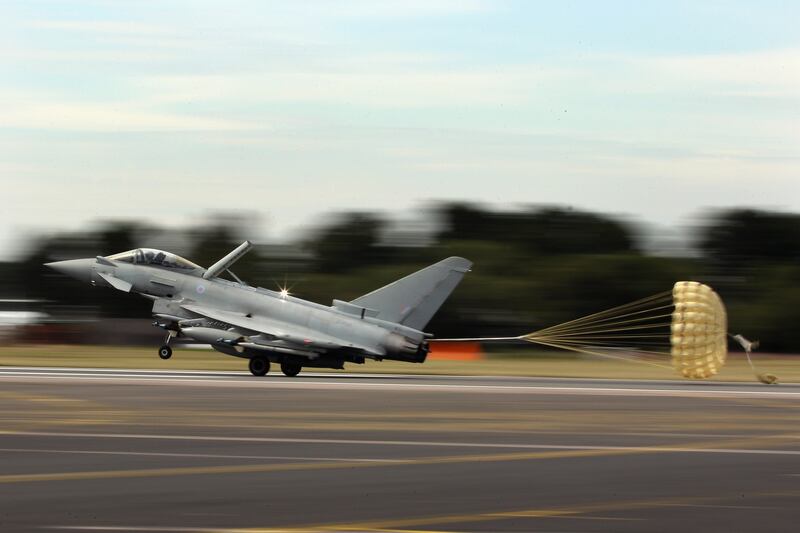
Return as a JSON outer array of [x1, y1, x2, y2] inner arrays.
[[44, 258, 95, 284]]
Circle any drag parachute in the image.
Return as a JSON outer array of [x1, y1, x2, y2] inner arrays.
[[515, 281, 773, 383], [670, 281, 727, 379], [436, 280, 775, 383]]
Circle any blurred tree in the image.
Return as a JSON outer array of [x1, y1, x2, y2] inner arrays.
[[700, 209, 800, 265], [20, 226, 150, 318], [307, 212, 386, 273], [188, 214, 262, 282], [724, 264, 800, 352], [9, 205, 800, 354], [437, 203, 637, 254], [436, 203, 497, 241], [97, 222, 140, 256], [697, 210, 800, 345], [189, 225, 240, 269], [525, 208, 636, 254]]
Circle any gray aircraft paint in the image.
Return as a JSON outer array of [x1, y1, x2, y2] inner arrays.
[[45, 243, 471, 374]]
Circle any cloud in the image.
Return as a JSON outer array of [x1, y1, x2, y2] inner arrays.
[[140, 64, 571, 108], [134, 46, 800, 110], [597, 49, 800, 99], [302, 0, 495, 19], [655, 49, 800, 87], [29, 19, 172, 35], [0, 93, 254, 132], [0, 48, 176, 63]]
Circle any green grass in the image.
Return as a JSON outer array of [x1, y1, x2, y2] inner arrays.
[[0, 344, 797, 383]]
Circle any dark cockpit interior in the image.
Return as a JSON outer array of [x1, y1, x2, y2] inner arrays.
[[108, 249, 201, 270]]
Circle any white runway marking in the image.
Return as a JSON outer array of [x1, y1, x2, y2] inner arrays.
[[0, 367, 797, 398], [0, 366, 715, 385], [3, 430, 800, 457], [48, 526, 223, 533], [0, 447, 401, 463]]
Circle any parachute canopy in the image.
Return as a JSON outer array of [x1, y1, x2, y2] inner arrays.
[[670, 281, 727, 379], [521, 281, 728, 380]]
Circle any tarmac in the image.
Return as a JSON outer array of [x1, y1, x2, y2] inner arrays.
[[0, 367, 798, 532]]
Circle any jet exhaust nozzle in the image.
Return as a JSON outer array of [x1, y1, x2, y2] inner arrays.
[[384, 333, 420, 355]]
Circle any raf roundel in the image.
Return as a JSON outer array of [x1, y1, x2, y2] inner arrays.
[[196, 284, 206, 295]]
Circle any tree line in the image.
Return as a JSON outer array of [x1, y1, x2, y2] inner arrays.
[[3, 204, 799, 352]]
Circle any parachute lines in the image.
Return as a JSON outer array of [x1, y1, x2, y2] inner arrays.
[[520, 282, 730, 380]]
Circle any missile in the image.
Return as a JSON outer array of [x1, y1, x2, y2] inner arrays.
[[181, 327, 243, 345]]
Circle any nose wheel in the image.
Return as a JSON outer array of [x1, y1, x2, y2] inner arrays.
[[249, 356, 270, 376], [158, 345, 173, 360]]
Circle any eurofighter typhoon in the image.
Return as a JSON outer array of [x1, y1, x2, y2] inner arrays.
[[45, 242, 471, 376]]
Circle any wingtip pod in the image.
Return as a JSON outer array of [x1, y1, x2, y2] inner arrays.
[[670, 281, 727, 380]]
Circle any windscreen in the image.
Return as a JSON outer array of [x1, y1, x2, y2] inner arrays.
[[108, 249, 201, 271]]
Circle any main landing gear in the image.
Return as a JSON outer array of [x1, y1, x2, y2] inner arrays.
[[280, 362, 302, 377], [249, 356, 270, 376], [248, 357, 302, 377]]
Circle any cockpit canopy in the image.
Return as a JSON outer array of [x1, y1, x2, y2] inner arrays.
[[108, 249, 202, 271]]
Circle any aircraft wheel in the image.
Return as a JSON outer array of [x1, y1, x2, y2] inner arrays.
[[158, 345, 172, 360], [249, 357, 270, 376], [281, 362, 302, 377]]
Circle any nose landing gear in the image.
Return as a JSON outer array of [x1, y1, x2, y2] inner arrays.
[[158, 345, 173, 359], [158, 331, 174, 360]]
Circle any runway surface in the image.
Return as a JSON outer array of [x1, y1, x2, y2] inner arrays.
[[0, 367, 798, 532]]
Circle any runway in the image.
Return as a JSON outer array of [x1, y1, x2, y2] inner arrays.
[[0, 368, 798, 531]]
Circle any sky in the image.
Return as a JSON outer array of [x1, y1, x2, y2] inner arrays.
[[0, 0, 798, 258]]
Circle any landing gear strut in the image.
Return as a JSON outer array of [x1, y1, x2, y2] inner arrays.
[[281, 362, 302, 377], [158, 332, 173, 360], [249, 356, 270, 376]]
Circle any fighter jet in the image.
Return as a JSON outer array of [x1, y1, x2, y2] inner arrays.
[[45, 242, 471, 377]]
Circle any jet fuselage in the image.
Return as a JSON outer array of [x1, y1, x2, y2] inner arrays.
[[43, 244, 468, 376]]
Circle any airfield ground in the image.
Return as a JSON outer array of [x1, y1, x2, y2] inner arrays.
[[0, 366, 798, 531], [0, 344, 798, 382]]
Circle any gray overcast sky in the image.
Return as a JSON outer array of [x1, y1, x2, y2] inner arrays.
[[1, 1, 798, 258]]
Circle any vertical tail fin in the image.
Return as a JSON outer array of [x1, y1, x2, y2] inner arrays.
[[350, 257, 472, 330]]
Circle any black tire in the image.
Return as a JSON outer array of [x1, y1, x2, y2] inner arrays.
[[249, 357, 270, 376], [281, 362, 302, 377], [158, 345, 172, 360]]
